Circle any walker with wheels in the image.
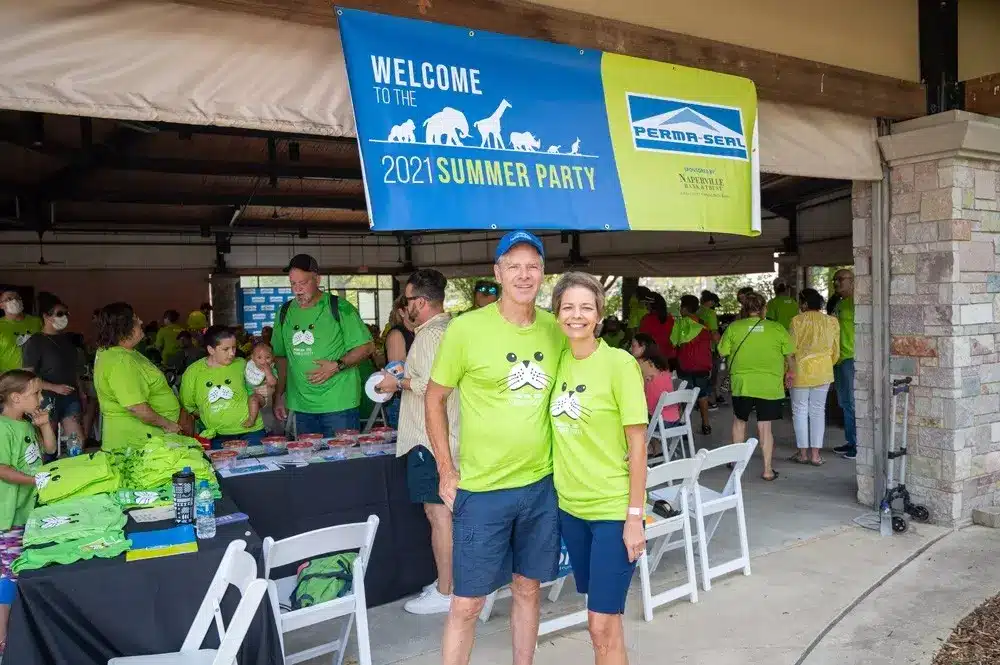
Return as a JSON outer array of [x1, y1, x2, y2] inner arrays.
[[883, 377, 930, 532]]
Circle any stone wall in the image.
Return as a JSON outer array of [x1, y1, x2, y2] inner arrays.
[[852, 181, 876, 507], [871, 112, 1000, 525]]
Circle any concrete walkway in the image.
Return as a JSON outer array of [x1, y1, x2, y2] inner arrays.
[[801, 526, 1000, 665]]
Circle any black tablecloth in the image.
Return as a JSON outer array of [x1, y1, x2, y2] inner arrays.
[[220, 454, 436, 607], [6, 496, 283, 665]]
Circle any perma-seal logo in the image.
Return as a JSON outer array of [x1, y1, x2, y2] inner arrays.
[[627, 93, 748, 161]]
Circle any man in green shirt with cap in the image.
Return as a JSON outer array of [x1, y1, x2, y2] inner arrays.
[[272, 254, 375, 436], [831, 269, 857, 460]]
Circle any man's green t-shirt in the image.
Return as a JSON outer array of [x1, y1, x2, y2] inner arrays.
[[180, 357, 262, 436], [0, 315, 42, 372], [271, 293, 373, 414], [835, 296, 855, 362], [0, 415, 43, 530], [627, 296, 648, 330], [766, 296, 800, 331], [551, 342, 647, 521], [697, 305, 719, 350], [155, 324, 184, 363], [94, 346, 181, 449], [718, 318, 795, 400], [431, 303, 566, 492]]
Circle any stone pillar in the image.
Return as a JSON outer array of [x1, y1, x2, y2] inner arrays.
[[870, 111, 1000, 526], [852, 182, 876, 507], [209, 273, 240, 327]]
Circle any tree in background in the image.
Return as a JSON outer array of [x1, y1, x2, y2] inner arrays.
[[446, 274, 620, 313], [713, 273, 776, 313]]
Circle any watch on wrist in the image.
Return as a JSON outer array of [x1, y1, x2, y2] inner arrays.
[[336, 359, 346, 371]]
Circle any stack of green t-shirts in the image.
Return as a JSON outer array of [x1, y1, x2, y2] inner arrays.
[[34, 452, 121, 506], [14, 494, 131, 573], [113, 486, 174, 510], [123, 442, 219, 498]]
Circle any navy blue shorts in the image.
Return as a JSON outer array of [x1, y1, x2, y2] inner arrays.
[[559, 510, 637, 615], [406, 446, 442, 504], [452, 475, 560, 598]]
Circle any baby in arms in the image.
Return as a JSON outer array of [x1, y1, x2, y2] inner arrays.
[[243, 342, 277, 428]]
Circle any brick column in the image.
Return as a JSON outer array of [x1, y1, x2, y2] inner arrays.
[[209, 273, 240, 327], [874, 111, 1000, 525], [852, 182, 876, 506]]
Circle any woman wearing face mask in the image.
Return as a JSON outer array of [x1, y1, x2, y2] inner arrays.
[[20, 293, 86, 447], [180, 325, 265, 449], [550, 272, 648, 665], [94, 302, 194, 449], [0, 290, 42, 374]]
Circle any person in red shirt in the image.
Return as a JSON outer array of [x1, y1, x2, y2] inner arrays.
[[671, 295, 714, 435], [638, 293, 675, 366]]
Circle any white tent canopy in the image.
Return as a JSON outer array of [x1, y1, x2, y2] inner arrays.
[[0, 0, 882, 182]]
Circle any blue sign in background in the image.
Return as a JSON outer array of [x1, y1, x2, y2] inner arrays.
[[239, 287, 292, 334], [337, 8, 629, 231]]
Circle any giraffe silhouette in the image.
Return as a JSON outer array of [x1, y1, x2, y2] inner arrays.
[[474, 99, 512, 149]]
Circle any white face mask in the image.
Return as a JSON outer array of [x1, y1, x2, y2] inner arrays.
[[3, 299, 23, 316], [51, 316, 69, 331]]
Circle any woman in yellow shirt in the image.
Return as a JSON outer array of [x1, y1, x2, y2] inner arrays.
[[789, 289, 840, 465]]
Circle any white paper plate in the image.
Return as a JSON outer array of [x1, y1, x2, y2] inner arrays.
[[365, 372, 394, 403]]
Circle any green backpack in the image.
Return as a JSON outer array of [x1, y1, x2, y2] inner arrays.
[[291, 552, 357, 610]]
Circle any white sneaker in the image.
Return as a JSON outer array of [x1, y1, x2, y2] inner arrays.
[[422, 579, 438, 594], [404, 587, 452, 615]]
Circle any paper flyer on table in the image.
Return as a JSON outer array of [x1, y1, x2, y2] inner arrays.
[[216, 459, 282, 478]]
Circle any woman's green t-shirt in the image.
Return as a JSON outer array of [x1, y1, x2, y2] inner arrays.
[[180, 357, 263, 436], [718, 318, 795, 400], [551, 342, 648, 521], [94, 346, 180, 449]]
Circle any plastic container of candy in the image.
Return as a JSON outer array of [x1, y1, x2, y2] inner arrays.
[[286, 440, 313, 461], [222, 439, 249, 458], [369, 426, 396, 442], [297, 432, 324, 441], [263, 438, 288, 456], [206, 449, 238, 469], [358, 434, 387, 456], [337, 429, 361, 445]]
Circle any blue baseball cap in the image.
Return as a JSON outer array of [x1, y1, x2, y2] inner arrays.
[[494, 230, 545, 263]]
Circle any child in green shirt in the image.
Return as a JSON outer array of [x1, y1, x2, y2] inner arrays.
[[0, 369, 57, 651]]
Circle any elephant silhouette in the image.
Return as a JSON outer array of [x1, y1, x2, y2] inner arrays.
[[423, 108, 470, 146]]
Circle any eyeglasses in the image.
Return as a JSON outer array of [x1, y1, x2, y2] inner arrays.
[[476, 285, 499, 296]]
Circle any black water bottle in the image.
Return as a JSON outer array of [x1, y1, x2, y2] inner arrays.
[[172, 466, 196, 524]]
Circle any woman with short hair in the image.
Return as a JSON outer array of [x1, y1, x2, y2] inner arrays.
[[718, 292, 796, 481], [550, 272, 648, 665], [94, 302, 193, 449], [789, 289, 840, 465]]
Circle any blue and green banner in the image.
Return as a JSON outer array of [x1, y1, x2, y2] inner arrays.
[[337, 7, 760, 235]]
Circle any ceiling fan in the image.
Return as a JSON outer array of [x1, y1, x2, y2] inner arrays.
[[16, 231, 66, 267]]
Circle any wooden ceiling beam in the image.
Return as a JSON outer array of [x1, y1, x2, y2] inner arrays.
[[176, 0, 925, 119], [54, 191, 367, 210], [965, 73, 1000, 117], [102, 156, 362, 180]]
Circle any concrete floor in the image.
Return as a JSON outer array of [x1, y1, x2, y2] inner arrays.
[[279, 406, 874, 665]]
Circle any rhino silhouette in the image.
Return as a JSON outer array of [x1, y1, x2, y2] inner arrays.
[[510, 132, 541, 151]]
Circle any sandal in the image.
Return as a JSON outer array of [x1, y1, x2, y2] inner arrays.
[[701, 425, 712, 435], [810, 458, 825, 466], [788, 454, 810, 464], [761, 471, 780, 481]]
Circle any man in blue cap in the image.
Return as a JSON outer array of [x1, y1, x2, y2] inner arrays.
[[426, 230, 565, 665]]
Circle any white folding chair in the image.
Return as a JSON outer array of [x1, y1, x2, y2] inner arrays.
[[646, 386, 699, 466], [109, 540, 268, 665], [262, 516, 379, 665], [639, 453, 704, 621], [650, 440, 758, 591]]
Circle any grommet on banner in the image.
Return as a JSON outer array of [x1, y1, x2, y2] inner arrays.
[[336, 8, 342, 15], [469, 31, 475, 37], [490, 224, 497, 230]]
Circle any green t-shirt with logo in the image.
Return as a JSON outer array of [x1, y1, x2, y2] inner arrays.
[[0, 416, 44, 530], [14, 532, 131, 574], [95, 346, 181, 449], [551, 342, 647, 521], [766, 296, 800, 331], [835, 296, 855, 362], [272, 293, 373, 415], [718, 318, 795, 400], [0, 315, 42, 372], [431, 303, 566, 492], [180, 357, 262, 436]]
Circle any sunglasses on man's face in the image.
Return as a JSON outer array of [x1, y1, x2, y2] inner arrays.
[[476, 285, 499, 296]]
